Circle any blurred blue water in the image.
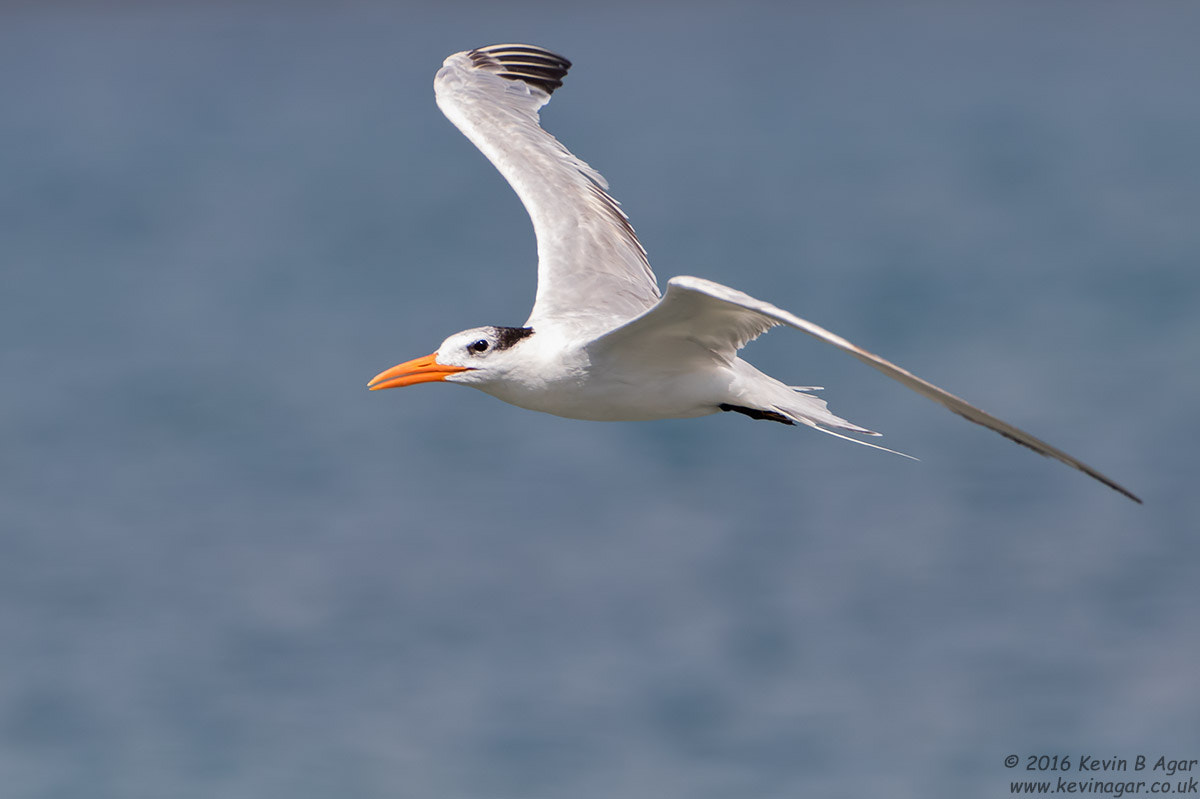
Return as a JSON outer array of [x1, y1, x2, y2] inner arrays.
[[2, 3, 1198, 797]]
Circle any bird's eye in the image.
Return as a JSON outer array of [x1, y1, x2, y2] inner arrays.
[[469, 339, 490, 354]]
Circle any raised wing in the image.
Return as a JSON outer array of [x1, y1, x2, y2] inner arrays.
[[594, 276, 1142, 503], [434, 44, 660, 335]]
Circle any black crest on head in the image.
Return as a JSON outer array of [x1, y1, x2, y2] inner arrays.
[[492, 326, 535, 351]]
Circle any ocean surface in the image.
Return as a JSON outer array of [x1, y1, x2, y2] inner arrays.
[[2, 3, 1198, 797]]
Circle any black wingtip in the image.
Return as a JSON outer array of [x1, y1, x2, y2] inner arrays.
[[963, 414, 1143, 504], [468, 44, 572, 95]]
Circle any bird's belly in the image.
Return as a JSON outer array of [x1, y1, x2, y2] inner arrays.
[[482, 369, 725, 422]]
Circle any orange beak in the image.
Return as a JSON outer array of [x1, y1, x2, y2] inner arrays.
[[367, 352, 471, 391]]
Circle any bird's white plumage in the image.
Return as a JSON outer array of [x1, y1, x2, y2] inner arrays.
[[371, 44, 1141, 504]]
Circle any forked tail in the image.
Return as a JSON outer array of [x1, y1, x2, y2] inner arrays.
[[728, 367, 917, 460]]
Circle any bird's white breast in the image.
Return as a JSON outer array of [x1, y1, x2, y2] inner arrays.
[[474, 335, 728, 422]]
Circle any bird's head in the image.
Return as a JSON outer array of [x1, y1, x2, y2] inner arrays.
[[367, 325, 535, 391]]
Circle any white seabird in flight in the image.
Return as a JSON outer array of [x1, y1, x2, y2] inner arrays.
[[369, 44, 1140, 503]]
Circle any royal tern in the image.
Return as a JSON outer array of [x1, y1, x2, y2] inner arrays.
[[369, 44, 1140, 504]]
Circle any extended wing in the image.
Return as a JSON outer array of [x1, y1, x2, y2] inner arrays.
[[434, 44, 660, 335], [593, 276, 1142, 503]]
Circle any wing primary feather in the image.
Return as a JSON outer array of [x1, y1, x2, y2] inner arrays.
[[468, 44, 572, 95]]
